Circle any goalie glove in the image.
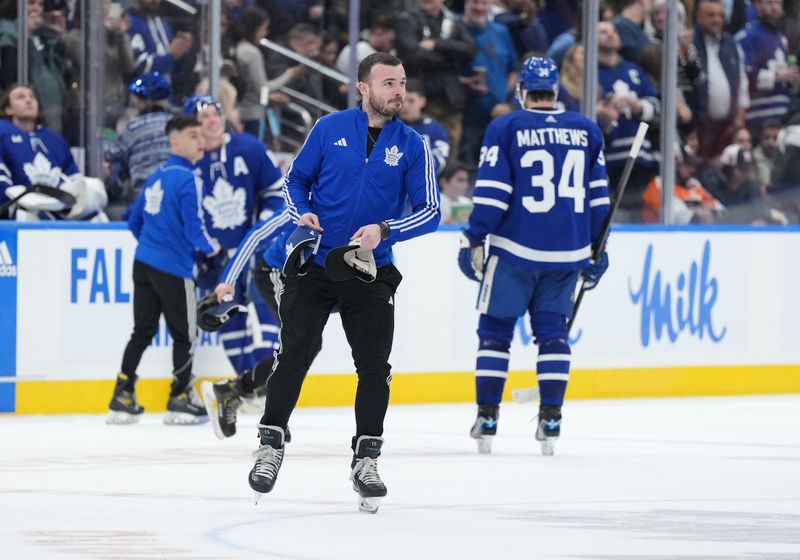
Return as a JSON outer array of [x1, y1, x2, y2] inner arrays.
[[457, 230, 485, 282], [582, 250, 609, 291]]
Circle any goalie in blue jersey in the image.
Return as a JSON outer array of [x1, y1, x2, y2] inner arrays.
[[458, 56, 611, 456]]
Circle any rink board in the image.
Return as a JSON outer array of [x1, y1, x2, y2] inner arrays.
[[1, 222, 799, 414]]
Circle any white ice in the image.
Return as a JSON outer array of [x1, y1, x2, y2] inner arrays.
[[2, 396, 800, 559]]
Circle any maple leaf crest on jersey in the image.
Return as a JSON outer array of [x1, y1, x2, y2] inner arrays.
[[202, 178, 248, 230]]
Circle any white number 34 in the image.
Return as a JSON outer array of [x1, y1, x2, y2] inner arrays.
[[520, 149, 585, 213]]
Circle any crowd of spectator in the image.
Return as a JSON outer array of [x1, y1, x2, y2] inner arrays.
[[1, 0, 799, 225]]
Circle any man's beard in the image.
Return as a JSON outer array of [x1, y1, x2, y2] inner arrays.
[[368, 93, 402, 118]]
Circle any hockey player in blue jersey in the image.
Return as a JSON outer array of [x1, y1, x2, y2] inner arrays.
[[0, 84, 108, 221], [182, 95, 285, 382], [458, 57, 611, 456], [127, 0, 192, 77], [400, 79, 450, 175]]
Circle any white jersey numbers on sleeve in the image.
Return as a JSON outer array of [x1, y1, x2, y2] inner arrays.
[[479, 145, 500, 168], [520, 149, 586, 215]]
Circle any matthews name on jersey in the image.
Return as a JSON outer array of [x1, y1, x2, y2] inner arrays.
[[194, 133, 284, 249], [469, 108, 609, 270], [0, 119, 79, 204]]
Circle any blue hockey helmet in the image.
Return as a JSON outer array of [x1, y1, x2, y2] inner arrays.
[[517, 56, 559, 104], [182, 94, 223, 116], [282, 225, 322, 277], [128, 72, 171, 100]]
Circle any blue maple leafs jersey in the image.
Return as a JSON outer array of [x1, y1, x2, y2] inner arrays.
[[220, 207, 294, 286], [407, 117, 450, 175], [127, 14, 175, 75], [193, 133, 284, 250], [0, 120, 79, 205], [467, 108, 610, 271], [598, 61, 660, 169], [735, 20, 792, 126]]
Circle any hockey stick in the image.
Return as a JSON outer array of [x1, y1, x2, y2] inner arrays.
[[511, 122, 650, 405], [0, 184, 77, 215]]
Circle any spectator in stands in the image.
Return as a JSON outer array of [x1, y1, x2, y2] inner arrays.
[[547, 1, 613, 68], [127, 0, 193, 79], [438, 161, 473, 224], [104, 73, 174, 219], [557, 43, 584, 112], [65, 0, 135, 131], [691, 0, 749, 160], [538, 0, 580, 44], [753, 119, 781, 187], [642, 144, 723, 224], [597, 21, 661, 222], [266, 23, 321, 115], [639, 44, 695, 136], [395, 0, 477, 159], [0, 84, 108, 221], [319, 35, 347, 109], [252, 0, 295, 41], [613, 0, 652, 64], [735, 0, 798, 132], [277, 0, 323, 27], [0, 0, 72, 136], [459, 0, 518, 166], [400, 78, 450, 175], [731, 126, 754, 150], [336, 15, 396, 75], [495, 0, 549, 56], [645, 0, 687, 43]]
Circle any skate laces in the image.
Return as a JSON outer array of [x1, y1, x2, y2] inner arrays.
[[350, 457, 381, 485], [252, 445, 283, 478]]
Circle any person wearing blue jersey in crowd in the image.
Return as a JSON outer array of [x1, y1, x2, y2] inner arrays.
[[248, 52, 440, 514], [458, 57, 610, 456], [126, 0, 192, 78], [104, 72, 174, 220], [182, 95, 285, 383], [400, 79, 450, 175], [0, 84, 108, 221], [108, 115, 221, 425]]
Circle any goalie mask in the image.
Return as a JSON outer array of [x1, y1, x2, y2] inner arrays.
[[283, 225, 321, 277], [324, 238, 377, 283], [197, 293, 247, 332]]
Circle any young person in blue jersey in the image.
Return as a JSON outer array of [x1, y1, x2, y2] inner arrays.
[[400, 79, 450, 175], [458, 57, 611, 456], [108, 115, 221, 426], [182, 95, 286, 386], [248, 52, 441, 513], [0, 84, 108, 221]]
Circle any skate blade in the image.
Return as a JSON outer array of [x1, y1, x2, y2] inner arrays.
[[476, 435, 493, 454], [163, 412, 209, 425], [253, 491, 265, 505], [539, 437, 557, 456], [358, 496, 381, 514], [106, 411, 141, 425], [199, 382, 225, 440]]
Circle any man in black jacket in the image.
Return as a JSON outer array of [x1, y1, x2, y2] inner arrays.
[[395, 0, 477, 159]]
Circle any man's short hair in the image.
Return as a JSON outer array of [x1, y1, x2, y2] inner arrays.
[[439, 161, 469, 182], [371, 14, 396, 30], [287, 23, 318, 44], [165, 115, 200, 135], [762, 119, 782, 132], [358, 52, 403, 83]]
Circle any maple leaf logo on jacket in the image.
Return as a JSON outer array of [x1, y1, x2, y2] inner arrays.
[[202, 178, 247, 230], [144, 180, 164, 215], [384, 145, 403, 167], [23, 152, 61, 187]]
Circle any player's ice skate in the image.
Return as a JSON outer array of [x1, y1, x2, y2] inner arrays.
[[201, 380, 241, 439], [249, 425, 285, 503], [107, 375, 144, 425], [535, 405, 562, 456], [350, 435, 387, 513], [469, 404, 499, 454], [164, 386, 209, 425]]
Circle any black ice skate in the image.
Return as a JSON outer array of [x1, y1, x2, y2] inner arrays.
[[164, 386, 209, 425], [469, 404, 499, 454], [535, 405, 562, 456], [350, 435, 387, 514], [249, 425, 285, 503], [107, 374, 144, 425], [201, 380, 241, 439]]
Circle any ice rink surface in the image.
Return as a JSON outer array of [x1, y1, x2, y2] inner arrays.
[[2, 395, 800, 559]]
